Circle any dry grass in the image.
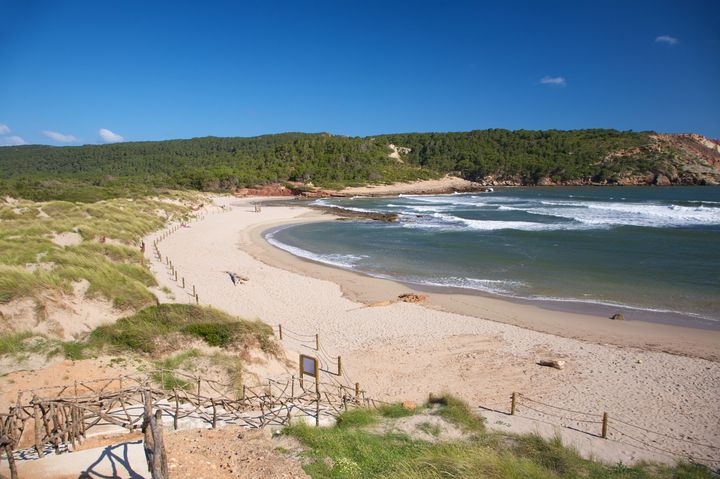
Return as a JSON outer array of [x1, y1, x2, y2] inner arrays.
[[0, 194, 205, 312]]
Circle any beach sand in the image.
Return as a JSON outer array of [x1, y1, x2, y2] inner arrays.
[[144, 196, 720, 466]]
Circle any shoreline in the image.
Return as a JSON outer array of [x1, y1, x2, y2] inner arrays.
[[263, 222, 719, 331], [242, 205, 720, 361], [134, 195, 719, 465]]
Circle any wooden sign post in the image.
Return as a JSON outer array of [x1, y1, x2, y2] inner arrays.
[[299, 354, 319, 394]]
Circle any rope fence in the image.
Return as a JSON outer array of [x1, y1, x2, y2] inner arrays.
[[504, 392, 719, 467]]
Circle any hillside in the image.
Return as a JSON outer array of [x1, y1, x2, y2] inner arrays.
[[1, 130, 719, 201]]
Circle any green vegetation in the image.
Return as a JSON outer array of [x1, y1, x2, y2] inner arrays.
[[428, 393, 484, 433], [286, 395, 713, 479], [0, 331, 38, 356], [0, 331, 94, 363], [89, 304, 275, 355], [0, 195, 195, 309], [0, 306, 275, 394], [151, 349, 202, 390], [0, 134, 436, 200], [379, 129, 652, 184], [0, 129, 671, 201]]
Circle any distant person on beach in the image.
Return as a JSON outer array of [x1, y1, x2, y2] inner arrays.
[[224, 271, 248, 285]]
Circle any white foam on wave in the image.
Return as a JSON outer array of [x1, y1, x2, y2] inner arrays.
[[527, 200, 720, 228], [528, 294, 717, 322], [310, 198, 379, 214], [319, 193, 720, 232], [417, 276, 526, 295], [265, 228, 367, 269], [400, 212, 587, 232]]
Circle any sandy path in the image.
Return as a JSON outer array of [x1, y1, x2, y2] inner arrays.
[[144, 197, 720, 467]]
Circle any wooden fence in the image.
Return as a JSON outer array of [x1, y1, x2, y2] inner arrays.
[[0, 369, 375, 479]]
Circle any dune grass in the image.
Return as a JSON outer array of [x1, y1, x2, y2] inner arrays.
[[0, 331, 88, 363], [0, 194, 202, 312], [0, 331, 38, 356], [88, 304, 276, 355], [285, 395, 713, 479], [151, 349, 202, 390]]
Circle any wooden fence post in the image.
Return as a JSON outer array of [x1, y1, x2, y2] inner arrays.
[[601, 412, 608, 439], [355, 382, 360, 399], [337, 356, 342, 376], [152, 409, 168, 479], [511, 392, 517, 416], [211, 399, 217, 429], [3, 443, 18, 479], [33, 402, 44, 458], [143, 390, 168, 479], [173, 394, 179, 430], [278, 324, 283, 340], [315, 334, 319, 351], [315, 393, 320, 427]]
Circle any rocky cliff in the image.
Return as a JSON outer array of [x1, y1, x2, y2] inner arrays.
[[476, 133, 720, 187]]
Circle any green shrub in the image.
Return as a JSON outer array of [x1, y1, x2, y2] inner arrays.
[[88, 304, 275, 355], [183, 323, 232, 347]]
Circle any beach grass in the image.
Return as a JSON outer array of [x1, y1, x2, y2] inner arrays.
[[88, 304, 275, 355], [151, 349, 202, 390], [0, 331, 95, 362], [0, 194, 202, 315], [0, 331, 38, 356], [285, 395, 714, 479]]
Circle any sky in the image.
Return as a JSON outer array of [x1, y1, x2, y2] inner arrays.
[[1, 0, 719, 146]]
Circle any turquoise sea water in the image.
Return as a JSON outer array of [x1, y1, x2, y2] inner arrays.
[[266, 187, 720, 327]]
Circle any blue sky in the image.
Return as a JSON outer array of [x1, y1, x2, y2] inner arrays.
[[1, 0, 719, 145]]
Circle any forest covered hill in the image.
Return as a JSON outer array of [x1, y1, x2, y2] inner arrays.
[[1, 129, 719, 201]]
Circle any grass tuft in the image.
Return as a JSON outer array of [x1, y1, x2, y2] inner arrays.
[[378, 403, 417, 419], [428, 393, 485, 433], [337, 408, 379, 428], [0, 331, 37, 355]]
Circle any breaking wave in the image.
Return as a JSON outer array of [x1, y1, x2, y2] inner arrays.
[[337, 193, 720, 231]]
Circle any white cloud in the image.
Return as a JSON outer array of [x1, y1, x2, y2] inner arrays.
[[98, 128, 125, 143], [540, 76, 567, 86], [0, 124, 9, 135], [655, 35, 678, 45], [0, 136, 27, 146], [43, 130, 77, 143]]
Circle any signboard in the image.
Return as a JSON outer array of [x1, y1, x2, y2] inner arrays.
[[299, 354, 319, 379]]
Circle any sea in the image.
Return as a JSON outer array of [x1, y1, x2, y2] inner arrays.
[[265, 187, 720, 328]]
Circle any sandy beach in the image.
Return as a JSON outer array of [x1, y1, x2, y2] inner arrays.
[[145, 196, 720, 466]]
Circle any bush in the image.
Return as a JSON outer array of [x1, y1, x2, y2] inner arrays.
[[89, 304, 275, 355]]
